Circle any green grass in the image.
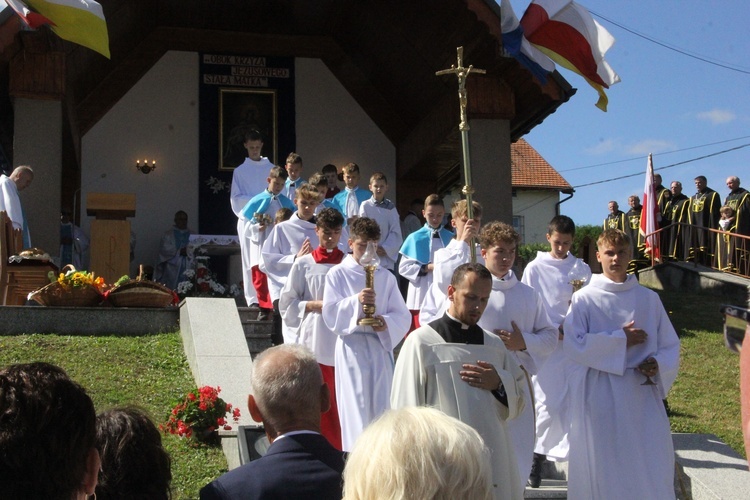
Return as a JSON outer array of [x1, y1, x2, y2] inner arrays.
[[0, 287, 745, 498], [0, 332, 227, 499], [656, 289, 745, 456]]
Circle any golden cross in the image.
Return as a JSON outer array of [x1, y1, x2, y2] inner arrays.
[[436, 47, 486, 262]]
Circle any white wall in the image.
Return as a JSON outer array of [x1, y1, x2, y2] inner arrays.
[[81, 52, 395, 278], [512, 190, 560, 244], [295, 58, 395, 187], [81, 51, 200, 276]]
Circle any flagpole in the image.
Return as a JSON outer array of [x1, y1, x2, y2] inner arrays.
[[436, 47, 485, 263]]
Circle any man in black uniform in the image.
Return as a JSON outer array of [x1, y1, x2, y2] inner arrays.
[[687, 175, 721, 266], [666, 181, 690, 260], [724, 176, 750, 273], [603, 201, 626, 231]]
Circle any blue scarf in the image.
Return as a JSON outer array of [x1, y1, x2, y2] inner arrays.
[[399, 223, 454, 264]]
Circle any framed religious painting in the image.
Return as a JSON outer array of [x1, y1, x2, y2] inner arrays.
[[218, 88, 278, 171]]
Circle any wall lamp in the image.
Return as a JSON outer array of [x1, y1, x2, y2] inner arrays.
[[136, 159, 156, 174]]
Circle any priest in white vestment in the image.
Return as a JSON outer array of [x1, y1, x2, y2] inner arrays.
[[563, 229, 680, 500], [322, 217, 410, 451], [392, 262, 526, 500], [0, 166, 34, 248]]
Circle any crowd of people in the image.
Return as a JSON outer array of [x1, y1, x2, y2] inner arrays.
[[0, 130, 688, 498], [604, 173, 749, 273], [212, 129, 681, 498]]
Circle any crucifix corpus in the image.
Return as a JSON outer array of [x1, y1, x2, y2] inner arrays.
[[436, 46, 485, 263]]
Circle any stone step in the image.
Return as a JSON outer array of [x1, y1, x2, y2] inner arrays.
[[237, 306, 273, 358], [524, 479, 567, 499]]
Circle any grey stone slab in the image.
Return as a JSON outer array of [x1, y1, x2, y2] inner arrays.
[[0, 305, 179, 335], [179, 298, 255, 434], [673, 433, 750, 500], [180, 298, 249, 356]]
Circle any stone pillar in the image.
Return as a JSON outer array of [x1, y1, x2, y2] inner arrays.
[[468, 119, 512, 224], [13, 98, 63, 255]]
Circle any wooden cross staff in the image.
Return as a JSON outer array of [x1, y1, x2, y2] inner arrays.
[[436, 46, 485, 263]]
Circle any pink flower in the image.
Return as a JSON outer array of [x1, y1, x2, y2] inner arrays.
[[187, 393, 196, 401]]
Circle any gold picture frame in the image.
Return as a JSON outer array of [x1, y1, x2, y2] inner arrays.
[[219, 88, 278, 171]]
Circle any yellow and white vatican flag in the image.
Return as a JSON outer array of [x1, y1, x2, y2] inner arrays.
[[4, 0, 110, 58]]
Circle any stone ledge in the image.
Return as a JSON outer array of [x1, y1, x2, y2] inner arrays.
[[673, 433, 750, 500], [0, 305, 179, 335]]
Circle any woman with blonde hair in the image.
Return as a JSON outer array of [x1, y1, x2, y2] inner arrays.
[[343, 406, 493, 500]]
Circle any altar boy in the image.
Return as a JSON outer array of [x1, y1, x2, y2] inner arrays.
[[241, 166, 296, 313], [476, 221, 558, 493], [261, 183, 322, 343], [357, 172, 402, 272], [322, 217, 410, 451], [279, 207, 346, 449], [398, 194, 453, 329], [332, 162, 371, 225], [563, 229, 679, 499]]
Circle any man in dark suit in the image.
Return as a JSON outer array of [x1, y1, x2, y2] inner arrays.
[[200, 344, 345, 500]]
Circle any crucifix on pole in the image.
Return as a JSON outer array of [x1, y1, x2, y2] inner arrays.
[[436, 46, 485, 262]]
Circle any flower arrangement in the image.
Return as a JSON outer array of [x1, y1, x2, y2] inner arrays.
[[176, 256, 242, 300], [54, 268, 107, 292], [161, 385, 241, 443]]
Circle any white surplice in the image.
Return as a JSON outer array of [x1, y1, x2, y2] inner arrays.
[[521, 251, 591, 460], [391, 323, 527, 500], [230, 156, 275, 305], [358, 198, 402, 271], [477, 271, 558, 493], [563, 274, 680, 500], [278, 253, 338, 366], [260, 213, 317, 304], [322, 255, 410, 451]]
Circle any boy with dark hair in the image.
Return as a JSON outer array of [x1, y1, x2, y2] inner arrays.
[[230, 129, 275, 307], [476, 221, 558, 494], [520, 215, 591, 487], [322, 217, 410, 451], [283, 152, 306, 200], [308, 173, 338, 213], [262, 183, 324, 342], [279, 207, 347, 449], [399, 194, 454, 329], [321, 164, 340, 199], [563, 229, 679, 499], [241, 166, 296, 315], [332, 163, 371, 225], [358, 172, 402, 272]]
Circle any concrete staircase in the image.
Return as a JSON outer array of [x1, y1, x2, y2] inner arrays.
[[237, 306, 273, 358]]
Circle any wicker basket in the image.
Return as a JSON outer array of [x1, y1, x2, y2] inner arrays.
[[28, 282, 103, 307], [107, 280, 175, 308]]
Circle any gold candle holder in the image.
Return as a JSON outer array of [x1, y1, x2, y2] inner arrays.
[[570, 279, 586, 293], [357, 241, 383, 328]]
